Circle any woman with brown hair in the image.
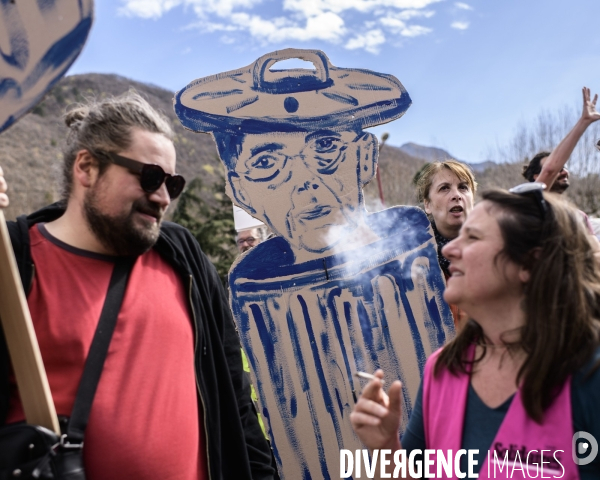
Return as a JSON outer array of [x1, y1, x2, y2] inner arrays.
[[414, 160, 477, 327], [351, 186, 600, 478]]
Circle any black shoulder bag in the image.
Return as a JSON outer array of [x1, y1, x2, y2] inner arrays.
[[0, 257, 135, 480]]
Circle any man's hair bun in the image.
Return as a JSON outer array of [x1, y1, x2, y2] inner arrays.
[[64, 106, 89, 128]]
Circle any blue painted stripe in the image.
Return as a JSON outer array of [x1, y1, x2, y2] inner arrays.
[[326, 288, 357, 402], [192, 89, 244, 100], [22, 17, 92, 91], [297, 295, 338, 480], [347, 83, 393, 91], [321, 91, 359, 106], [227, 95, 259, 113], [248, 303, 312, 478]]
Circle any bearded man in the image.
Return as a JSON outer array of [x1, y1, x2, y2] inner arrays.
[[0, 92, 275, 480]]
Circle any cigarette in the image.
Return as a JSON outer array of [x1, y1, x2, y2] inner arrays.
[[354, 371, 385, 385]]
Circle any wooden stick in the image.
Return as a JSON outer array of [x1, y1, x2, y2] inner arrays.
[[0, 210, 60, 434]]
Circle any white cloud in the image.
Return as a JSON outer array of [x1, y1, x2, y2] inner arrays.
[[220, 35, 237, 44], [380, 17, 431, 36], [345, 29, 386, 54], [454, 2, 472, 10], [390, 8, 435, 20], [119, 0, 182, 18], [451, 20, 469, 29], [119, 0, 454, 53]]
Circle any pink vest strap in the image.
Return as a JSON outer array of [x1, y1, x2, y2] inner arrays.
[[422, 347, 579, 479]]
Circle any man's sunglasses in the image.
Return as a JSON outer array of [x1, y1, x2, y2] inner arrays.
[[97, 151, 186, 199], [509, 182, 548, 220]]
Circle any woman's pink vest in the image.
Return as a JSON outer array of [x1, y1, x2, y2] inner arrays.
[[421, 348, 579, 479]]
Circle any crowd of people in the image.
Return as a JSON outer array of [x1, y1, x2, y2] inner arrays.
[[0, 85, 599, 479]]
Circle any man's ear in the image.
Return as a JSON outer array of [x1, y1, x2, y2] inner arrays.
[[73, 149, 99, 188], [227, 171, 256, 215], [357, 132, 377, 186]]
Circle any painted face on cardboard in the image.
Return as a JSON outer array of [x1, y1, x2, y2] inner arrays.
[[227, 130, 377, 255], [84, 128, 176, 256]]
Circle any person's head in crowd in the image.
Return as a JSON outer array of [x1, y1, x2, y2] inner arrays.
[[415, 160, 477, 240], [522, 152, 570, 194], [440, 187, 600, 420], [61, 91, 185, 256], [236, 226, 268, 253]]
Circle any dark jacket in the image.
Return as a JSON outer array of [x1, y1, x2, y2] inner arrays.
[[0, 203, 275, 480]]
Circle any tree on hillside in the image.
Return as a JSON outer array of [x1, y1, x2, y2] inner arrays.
[[172, 167, 237, 286]]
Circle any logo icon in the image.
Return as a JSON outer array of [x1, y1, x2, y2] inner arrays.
[[573, 431, 598, 466]]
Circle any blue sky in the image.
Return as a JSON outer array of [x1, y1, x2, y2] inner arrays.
[[68, 0, 600, 163]]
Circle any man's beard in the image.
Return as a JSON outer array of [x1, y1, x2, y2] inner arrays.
[[550, 179, 569, 194], [84, 189, 163, 256]]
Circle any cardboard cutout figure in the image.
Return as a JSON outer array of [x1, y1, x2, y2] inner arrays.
[[175, 49, 454, 479], [0, 0, 93, 132]]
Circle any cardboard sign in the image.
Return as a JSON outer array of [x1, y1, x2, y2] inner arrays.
[[0, 0, 93, 132], [0, 0, 93, 433], [175, 48, 455, 479]]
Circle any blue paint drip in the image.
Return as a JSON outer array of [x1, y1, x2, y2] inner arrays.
[[325, 289, 357, 400], [290, 396, 297, 418], [356, 300, 380, 366], [286, 307, 328, 480], [371, 275, 411, 418], [286, 309, 309, 392], [343, 301, 365, 373], [335, 388, 344, 418], [395, 266, 428, 376], [249, 303, 312, 478], [298, 294, 343, 479]]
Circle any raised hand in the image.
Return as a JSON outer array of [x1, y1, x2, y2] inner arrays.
[[0, 166, 8, 208], [581, 87, 600, 123], [581, 87, 600, 124], [350, 370, 403, 452]]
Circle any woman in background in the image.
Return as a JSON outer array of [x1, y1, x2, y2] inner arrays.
[[415, 160, 477, 327], [351, 186, 600, 479]]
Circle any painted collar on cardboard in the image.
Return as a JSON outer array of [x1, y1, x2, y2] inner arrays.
[[174, 48, 411, 135]]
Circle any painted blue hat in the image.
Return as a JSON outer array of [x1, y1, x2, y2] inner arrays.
[[174, 48, 411, 135]]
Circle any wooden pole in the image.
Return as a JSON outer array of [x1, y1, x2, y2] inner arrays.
[[0, 210, 60, 434]]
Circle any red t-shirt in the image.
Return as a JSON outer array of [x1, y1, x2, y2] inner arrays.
[[7, 224, 208, 480]]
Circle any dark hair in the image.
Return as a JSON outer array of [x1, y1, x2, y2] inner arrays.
[[522, 151, 550, 182], [61, 90, 173, 200], [436, 189, 600, 422]]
